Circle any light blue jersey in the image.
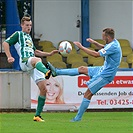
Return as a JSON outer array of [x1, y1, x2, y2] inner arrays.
[[98, 39, 122, 81], [86, 39, 122, 94], [54, 39, 122, 94]]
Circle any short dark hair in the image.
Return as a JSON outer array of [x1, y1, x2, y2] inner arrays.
[[103, 28, 115, 39], [21, 16, 31, 24]]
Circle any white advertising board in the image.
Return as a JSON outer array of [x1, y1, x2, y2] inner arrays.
[[31, 71, 133, 110]]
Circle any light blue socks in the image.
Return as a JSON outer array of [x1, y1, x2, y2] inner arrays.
[[56, 68, 79, 76], [72, 98, 90, 122]]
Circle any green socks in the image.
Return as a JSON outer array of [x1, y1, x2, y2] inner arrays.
[[35, 62, 49, 74], [35, 95, 46, 116]]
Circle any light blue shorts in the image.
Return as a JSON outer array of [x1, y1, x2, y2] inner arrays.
[[86, 67, 110, 94]]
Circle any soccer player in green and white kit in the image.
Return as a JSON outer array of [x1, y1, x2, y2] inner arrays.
[[3, 16, 58, 122]]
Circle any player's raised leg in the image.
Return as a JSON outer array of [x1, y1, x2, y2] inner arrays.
[[30, 57, 51, 79], [47, 61, 84, 76], [35, 61, 51, 79]]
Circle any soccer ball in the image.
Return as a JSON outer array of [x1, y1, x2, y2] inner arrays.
[[59, 41, 72, 55]]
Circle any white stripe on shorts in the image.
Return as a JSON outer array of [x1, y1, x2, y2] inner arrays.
[[89, 76, 103, 88]]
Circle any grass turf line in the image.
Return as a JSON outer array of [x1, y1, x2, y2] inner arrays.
[[0, 112, 132, 133]]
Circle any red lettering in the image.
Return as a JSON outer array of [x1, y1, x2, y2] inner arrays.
[[78, 76, 133, 88]]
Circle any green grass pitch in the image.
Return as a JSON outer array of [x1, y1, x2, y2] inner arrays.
[[0, 112, 132, 133]]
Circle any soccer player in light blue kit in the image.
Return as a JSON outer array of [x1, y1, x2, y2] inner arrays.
[[48, 28, 122, 122]]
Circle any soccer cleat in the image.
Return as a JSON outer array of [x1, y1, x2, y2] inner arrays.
[[45, 70, 52, 79], [33, 116, 45, 122], [70, 117, 81, 122], [47, 62, 57, 77]]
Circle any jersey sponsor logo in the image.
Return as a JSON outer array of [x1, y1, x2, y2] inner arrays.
[[23, 47, 34, 53], [78, 76, 133, 88], [26, 40, 33, 48]]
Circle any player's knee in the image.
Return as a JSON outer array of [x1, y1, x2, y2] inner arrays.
[[84, 89, 93, 100], [78, 66, 88, 74], [32, 57, 42, 66], [40, 88, 47, 95], [35, 57, 42, 62]]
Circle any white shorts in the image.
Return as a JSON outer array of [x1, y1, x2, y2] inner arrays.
[[19, 57, 45, 83]]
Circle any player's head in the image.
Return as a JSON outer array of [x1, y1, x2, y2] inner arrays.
[[102, 28, 115, 44], [21, 16, 32, 34]]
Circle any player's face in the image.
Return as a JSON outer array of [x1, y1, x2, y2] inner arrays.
[[102, 32, 109, 44], [21, 20, 32, 34], [46, 78, 60, 103]]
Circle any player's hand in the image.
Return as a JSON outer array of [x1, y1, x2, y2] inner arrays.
[[86, 38, 95, 43], [7, 57, 15, 63], [50, 50, 59, 55], [73, 41, 83, 49]]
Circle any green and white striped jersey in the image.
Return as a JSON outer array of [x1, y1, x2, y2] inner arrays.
[[5, 31, 36, 62]]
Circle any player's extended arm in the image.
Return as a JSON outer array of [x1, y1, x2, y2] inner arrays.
[[2, 41, 15, 63], [74, 41, 100, 57], [34, 49, 58, 57], [86, 38, 104, 49]]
